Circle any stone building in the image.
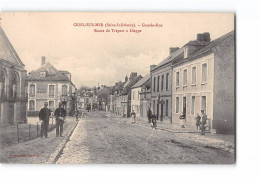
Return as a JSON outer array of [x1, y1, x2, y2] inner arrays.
[[150, 47, 185, 123], [120, 72, 142, 118], [131, 74, 150, 118], [0, 25, 27, 124], [172, 31, 235, 134], [27, 57, 76, 115]]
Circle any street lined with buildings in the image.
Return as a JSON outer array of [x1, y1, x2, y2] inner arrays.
[[0, 18, 235, 164]]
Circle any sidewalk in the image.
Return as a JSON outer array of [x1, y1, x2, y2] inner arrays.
[[0, 117, 78, 164], [104, 112, 235, 153]]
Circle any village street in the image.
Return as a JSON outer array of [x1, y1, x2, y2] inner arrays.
[[56, 112, 234, 164]]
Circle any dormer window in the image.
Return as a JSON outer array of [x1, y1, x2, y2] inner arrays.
[[40, 71, 46, 78], [184, 47, 188, 58]]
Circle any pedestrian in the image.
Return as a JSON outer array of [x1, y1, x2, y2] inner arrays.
[[54, 102, 67, 137], [75, 109, 79, 121], [195, 113, 201, 131], [151, 112, 157, 129], [147, 107, 152, 123], [179, 111, 186, 128], [200, 110, 207, 135], [39, 102, 52, 138], [130, 110, 136, 124]]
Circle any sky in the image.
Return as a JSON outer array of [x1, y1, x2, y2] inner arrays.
[[0, 12, 234, 88]]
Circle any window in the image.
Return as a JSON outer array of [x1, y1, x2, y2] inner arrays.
[[202, 63, 207, 83], [176, 72, 180, 87], [161, 75, 164, 91], [49, 101, 54, 110], [166, 100, 168, 116], [157, 76, 160, 92], [29, 84, 35, 97], [192, 67, 196, 84], [183, 69, 187, 86], [62, 85, 68, 96], [191, 96, 195, 115], [49, 85, 54, 98], [201, 96, 206, 113], [153, 77, 156, 92], [176, 97, 179, 113], [29, 100, 35, 111], [166, 73, 169, 90]]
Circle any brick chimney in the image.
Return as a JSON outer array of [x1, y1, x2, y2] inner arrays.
[[129, 72, 137, 81], [169, 47, 179, 55], [125, 76, 128, 82], [41, 56, 46, 66], [197, 32, 210, 42]]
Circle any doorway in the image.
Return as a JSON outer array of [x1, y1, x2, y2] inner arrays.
[[160, 103, 163, 121], [183, 97, 186, 115]]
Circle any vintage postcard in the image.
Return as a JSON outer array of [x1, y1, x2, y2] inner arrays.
[[0, 12, 235, 164]]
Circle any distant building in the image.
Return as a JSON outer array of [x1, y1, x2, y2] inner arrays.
[[0, 25, 27, 124], [172, 31, 235, 134], [120, 72, 142, 117], [27, 57, 76, 115], [139, 76, 151, 118], [131, 74, 151, 118]]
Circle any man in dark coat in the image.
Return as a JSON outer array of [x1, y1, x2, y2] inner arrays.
[[147, 107, 152, 123], [39, 102, 52, 138], [54, 102, 67, 137], [200, 110, 207, 135]]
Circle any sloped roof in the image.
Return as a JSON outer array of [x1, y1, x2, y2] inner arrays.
[[97, 87, 112, 98], [121, 75, 142, 95], [27, 62, 70, 81], [131, 74, 150, 89], [152, 47, 185, 71], [173, 30, 234, 67], [0, 26, 24, 66]]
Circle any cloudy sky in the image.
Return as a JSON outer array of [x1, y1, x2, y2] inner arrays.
[[1, 12, 234, 88]]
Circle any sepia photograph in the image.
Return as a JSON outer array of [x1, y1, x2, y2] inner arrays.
[[0, 12, 235, 164]]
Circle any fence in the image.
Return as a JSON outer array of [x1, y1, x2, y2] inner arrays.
[[0, 117, 56, 146]]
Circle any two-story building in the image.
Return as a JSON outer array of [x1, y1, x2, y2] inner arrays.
[[172, 31, 235, 134], [27, 57, 76, 115], [0, 25, 27, 124], [150, 47, 185, 123], [131, 74, 150, 118]]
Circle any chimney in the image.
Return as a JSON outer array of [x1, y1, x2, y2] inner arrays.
[[129, 72, 137, 81], [197, 32, 210, 42], [125, 76, 128, 82], [150, 65, 156, 72], [202, 32, 211, 42], [41, 56, 46, 66], [169, 47, 179, 55]]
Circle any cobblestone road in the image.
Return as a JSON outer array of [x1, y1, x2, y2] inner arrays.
[[56, 112, 234, 164]]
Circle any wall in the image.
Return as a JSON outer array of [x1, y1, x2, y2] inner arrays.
[[172, 53, 214, 127], [131, 87, 141, 117], [213, 33, 235, 134]]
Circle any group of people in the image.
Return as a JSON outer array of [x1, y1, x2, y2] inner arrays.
[[38, 102, 67, 138]]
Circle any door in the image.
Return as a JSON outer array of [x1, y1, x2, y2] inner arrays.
[[160, 103, 163, 121], [183, 97, 186, 115]]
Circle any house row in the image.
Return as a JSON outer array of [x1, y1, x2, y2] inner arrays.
[[98, 31, 235, 134], [0, 24, 77, 125]]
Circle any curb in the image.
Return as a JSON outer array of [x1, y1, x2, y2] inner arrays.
[[45, 120, 79, 164]]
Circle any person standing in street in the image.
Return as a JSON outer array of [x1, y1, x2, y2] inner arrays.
[[130, 110, 136, 124], [75, 109, 79, 121], [147, 107, 152, 123], [54, 102, 67, 137], [195, 113, 201, 131], [39, 102, 52, 138], [200, 110, 207, 135]]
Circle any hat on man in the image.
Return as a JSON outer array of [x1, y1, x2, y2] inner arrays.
[[201, 110, 204, 113]]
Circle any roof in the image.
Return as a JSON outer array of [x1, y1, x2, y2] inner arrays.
[[131, 74, 150, 89], [0, 26, 25, 66], [121, 75, 142, 95], [151, 47, 185, 71], [173, 30, 235, 67], [97, 87, 113, 98], [27, 62, 71, 81]]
